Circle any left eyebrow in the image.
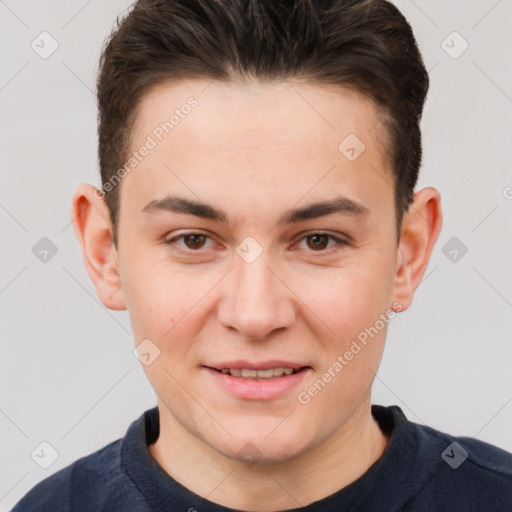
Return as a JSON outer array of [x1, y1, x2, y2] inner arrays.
[[141, 195, 369, 225], [278, 196, 369, 224]]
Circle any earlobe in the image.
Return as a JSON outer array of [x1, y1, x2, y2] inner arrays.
[[71, 183, 126, 310], [391, 187, 443, 311]]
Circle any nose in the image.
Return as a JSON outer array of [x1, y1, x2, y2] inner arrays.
[[217, 249, 296, 341]]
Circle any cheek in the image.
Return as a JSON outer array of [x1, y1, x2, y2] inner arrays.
[[290, 260, 393, 408], [295, 264, 392, 344], [121, 260, 197, 342]]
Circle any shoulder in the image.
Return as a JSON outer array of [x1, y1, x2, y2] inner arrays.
[[418, 420, 512, 476], [372, 405, 512, 511], [410, 421, 512, 510], [455, 434, 512, 475], [11, 437, 147, 512]]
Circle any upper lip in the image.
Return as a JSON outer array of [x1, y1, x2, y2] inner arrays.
[[205, 360, 310, 371]]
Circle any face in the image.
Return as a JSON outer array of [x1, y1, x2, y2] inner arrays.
[[115, 79, 401, 463]]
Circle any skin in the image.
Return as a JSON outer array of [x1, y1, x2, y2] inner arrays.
[[72, 78, 442, 511]]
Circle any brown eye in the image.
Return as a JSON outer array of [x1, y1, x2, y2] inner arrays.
[[296, 232, 349, 253], [182, 234, 207, 249], [306, 234, 330, 250], [165, 233, 213, 251]]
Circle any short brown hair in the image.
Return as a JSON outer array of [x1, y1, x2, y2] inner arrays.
[[97, 0, 429, 246]]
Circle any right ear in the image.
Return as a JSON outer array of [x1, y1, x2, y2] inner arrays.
[[71, 184, 126, 310]]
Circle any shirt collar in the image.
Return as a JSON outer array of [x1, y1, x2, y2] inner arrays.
[[121, 404, 442, 511]]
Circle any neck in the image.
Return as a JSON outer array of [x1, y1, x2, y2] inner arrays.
[[149, 399, 389, 511]]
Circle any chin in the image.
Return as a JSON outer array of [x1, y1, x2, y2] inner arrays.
[[229, 443, 305, 466], [212, 425, 311, 466]]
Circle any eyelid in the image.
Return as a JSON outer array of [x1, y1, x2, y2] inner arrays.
[[165, 230, 216, 248], [292, 230, 350, 251]]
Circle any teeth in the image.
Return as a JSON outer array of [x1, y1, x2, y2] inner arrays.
[[253, 369, 274, 378], [219, 367, 297, 379]]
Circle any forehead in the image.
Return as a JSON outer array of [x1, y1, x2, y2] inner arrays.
[[122, 79, 392, 219], [132, 78, 385, 153]]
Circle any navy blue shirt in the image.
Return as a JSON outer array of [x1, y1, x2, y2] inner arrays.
[[12, 405, 512, 511]]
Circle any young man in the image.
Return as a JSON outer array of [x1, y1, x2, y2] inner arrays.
[[13, 0, 512, 510]]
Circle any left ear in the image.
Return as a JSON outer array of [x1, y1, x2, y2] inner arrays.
[[391, 187, 443, 311]]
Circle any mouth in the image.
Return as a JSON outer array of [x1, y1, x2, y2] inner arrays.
[[202, 362, 312, 400], [206, 366, 310, 379]]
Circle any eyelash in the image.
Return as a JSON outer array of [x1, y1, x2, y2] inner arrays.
[[164, 231, 349, 254]]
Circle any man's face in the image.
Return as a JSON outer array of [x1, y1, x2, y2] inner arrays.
[[116, 79, 400, 463]]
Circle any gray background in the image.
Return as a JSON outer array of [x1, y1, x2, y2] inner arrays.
[[1, 0, 511, 508]]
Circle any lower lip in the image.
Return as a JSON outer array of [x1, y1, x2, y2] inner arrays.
[[204, 367, 311, 400]]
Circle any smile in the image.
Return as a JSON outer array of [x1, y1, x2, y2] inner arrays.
[[217, 367, 297, 378], [204, 365, 312, 400]]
